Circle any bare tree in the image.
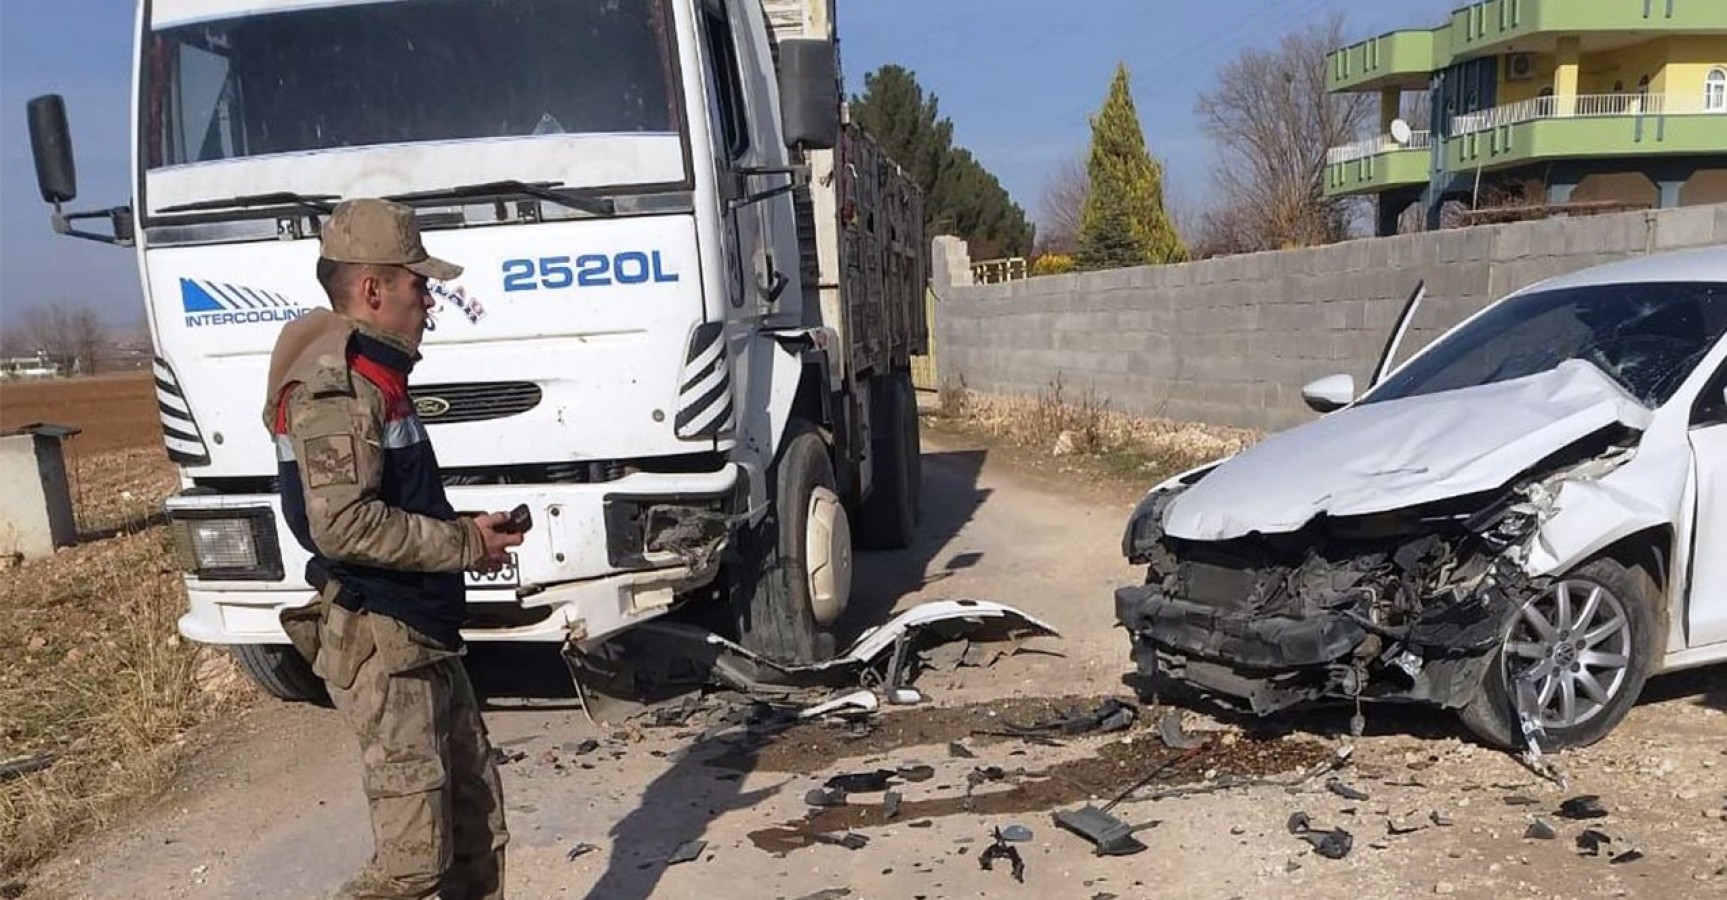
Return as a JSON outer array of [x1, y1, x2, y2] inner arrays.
[[0, 324, 29, 357], [71, 308, 103, 375], [1035, 155, 1089, 255], [1401, 91, 1432, 131], [24, 304, 107, 376], [1195, 14, 1375, 254]]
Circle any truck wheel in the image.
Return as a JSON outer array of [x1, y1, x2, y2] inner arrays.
[[857, 372, 920, 550], [231, 643, 328, 703], [1457, 558, 1656, 749], [732, 421, 852, 663]]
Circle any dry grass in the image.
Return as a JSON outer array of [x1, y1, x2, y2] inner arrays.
[[63, 447, 182, 538], [0, 451, 253, 880], [936, 376, 1260, 484]]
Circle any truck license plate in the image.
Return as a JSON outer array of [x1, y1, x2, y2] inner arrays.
[[466, 553, 519, 589]]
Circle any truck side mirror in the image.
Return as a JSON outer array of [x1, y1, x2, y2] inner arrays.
[[777, 39, 839, 150], [1302, 373, 1356, 413], [27, 94, 78, 205]]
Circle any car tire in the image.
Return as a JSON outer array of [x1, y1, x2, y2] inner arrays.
[[1458, 558, 1658, 750], [231, 643, 328, 703], [857, 372, 920, 550], [731, 421, 848, 664]]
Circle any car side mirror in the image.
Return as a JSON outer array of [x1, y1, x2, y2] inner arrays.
[[1302, 373, 1356, 413], [27, 94, 77, 205], [777, 39, 839, 150]]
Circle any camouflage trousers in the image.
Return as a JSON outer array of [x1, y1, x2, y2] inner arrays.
[[323, 610, 508, 900]]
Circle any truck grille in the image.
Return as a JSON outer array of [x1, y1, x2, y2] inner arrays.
[[408, 382, 542, 425]]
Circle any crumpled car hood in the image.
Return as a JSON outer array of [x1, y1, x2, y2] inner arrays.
[[1163, 360, 1653, 541]]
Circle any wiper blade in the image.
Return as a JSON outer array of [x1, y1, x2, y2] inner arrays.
[[157, 191, 338, 214], [387, 180, 616, 217]]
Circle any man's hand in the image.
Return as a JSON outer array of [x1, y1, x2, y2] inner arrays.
[[471, 511, 527, 570]]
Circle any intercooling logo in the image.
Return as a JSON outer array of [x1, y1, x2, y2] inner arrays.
[[180, 278, 310, 328]]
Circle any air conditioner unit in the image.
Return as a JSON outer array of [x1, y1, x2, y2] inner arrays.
[[1505, 52, 1537, 81]]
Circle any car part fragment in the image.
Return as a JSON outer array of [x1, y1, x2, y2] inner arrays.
[[1052, 806, 1149, 857], [566, 599, 1058, 721], [977, 829, 1026, 881]]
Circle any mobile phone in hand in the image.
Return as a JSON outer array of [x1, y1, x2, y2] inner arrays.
[[496, 503, 533, 534]]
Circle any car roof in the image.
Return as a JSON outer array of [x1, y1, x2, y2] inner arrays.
[[1517, 244, 1727, 294]]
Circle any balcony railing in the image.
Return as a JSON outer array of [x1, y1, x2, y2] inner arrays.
[[1325, 129, 1433, 165], [1450, 92, 1720, 136]]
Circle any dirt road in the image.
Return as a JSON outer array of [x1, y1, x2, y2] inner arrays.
[[23, 427, 1727, 900]]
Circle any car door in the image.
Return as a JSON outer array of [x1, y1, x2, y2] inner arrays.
[[1685, 360, 1727, 647]]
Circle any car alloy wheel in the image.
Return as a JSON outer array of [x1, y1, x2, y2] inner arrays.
[[1500, 577, 1633, 730]]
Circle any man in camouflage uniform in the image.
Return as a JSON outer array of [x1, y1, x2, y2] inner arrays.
[[264, 198, 524, 900]]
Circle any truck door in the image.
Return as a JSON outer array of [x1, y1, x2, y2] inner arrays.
[[699, 0, 763, 314]]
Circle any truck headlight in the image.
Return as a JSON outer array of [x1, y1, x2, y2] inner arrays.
[[168, 508, 283, 581]]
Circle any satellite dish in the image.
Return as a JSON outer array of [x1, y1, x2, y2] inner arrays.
[[1389, 118, 1414, 145]]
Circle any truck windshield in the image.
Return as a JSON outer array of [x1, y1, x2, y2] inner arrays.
[[1363, 281, 1727, 409], [144, 0, 680, 169]]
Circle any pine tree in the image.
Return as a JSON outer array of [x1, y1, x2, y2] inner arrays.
[[853, 66, 1034, 259], [1077, 63, 1187, 270]]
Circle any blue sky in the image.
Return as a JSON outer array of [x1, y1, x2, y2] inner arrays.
[[0, 0, 1450, 328]]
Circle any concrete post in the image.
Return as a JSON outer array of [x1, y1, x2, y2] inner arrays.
[[930, 235, 973, 291], [1, 425, 80, 558], [1380, 88, 1401, 133], [1658, 179, 1685, 209]]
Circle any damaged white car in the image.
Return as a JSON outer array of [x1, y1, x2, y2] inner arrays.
[[1116, 246, 1727, 749]]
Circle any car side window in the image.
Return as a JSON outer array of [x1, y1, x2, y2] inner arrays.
[[1692, 359, 1727, 427]]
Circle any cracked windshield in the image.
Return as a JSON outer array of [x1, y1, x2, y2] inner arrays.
[[1367, 282, 1727, 408]]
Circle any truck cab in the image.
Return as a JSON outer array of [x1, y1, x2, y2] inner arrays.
[[26, 0, 927, 699]]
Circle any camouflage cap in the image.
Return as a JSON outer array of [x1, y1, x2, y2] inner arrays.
[[319, 198, 461, 281]]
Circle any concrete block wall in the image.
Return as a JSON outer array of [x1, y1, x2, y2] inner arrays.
[[934, 204, 1727, 432]]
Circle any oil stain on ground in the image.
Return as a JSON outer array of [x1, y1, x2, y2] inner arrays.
[[730, 695, 1143, 773], [731, 697, 1333, 855]]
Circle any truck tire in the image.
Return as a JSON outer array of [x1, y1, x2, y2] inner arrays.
[[1457, 558, 1657, 750], [857, 372, 920, 550], [732, 421, 851, 664], [231, 643, 328, 703]]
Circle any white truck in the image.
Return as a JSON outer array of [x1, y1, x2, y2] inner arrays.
[[26, 0, 927, 700]]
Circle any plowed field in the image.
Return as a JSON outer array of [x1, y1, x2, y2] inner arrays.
[[0, 372, 161, 453]]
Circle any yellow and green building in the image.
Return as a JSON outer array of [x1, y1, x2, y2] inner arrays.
[[1325, 0, 1727, 235]]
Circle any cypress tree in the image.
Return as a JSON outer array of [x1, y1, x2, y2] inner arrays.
[[1077, 63, 1187, 270], [853, 66, 1034, 259]]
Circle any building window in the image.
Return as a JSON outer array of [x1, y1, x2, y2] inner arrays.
[[1707, 68, 1727, 112]]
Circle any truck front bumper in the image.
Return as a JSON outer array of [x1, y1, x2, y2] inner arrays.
[[172, 464, 743, 647]]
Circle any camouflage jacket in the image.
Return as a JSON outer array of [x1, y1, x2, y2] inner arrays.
[[263, 308, 483, 648]]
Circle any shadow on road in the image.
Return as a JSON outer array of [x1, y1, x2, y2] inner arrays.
[[465, 643, 581, 704], [1122, 673, 1464, 743], [1127, 656, 1727, 749], [1639, 661, 1727, 713], [837, 447, 992, 644]]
